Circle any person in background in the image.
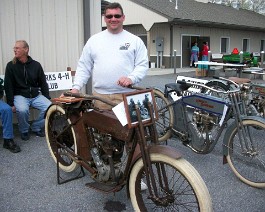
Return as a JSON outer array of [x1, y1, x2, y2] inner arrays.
[[70, 2, 148, 110], [4, 40, 51, 141], [190, 42, 199, 68], [202, 41, 209, 61], [201, 41, 209, 74], [0, 78, 20, 153]]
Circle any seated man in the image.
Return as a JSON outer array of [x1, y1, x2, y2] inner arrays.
[[4, 40, 51, 141], [0, 78, 20, 153]]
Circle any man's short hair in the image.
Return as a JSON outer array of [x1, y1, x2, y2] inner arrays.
[[104, 2, 124, 15]]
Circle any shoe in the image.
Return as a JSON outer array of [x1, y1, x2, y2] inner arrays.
[[34, 129, 45, 137], [3, 139, 21, 153], [21, 132, 30, 141], [141, 180, 148, 191]]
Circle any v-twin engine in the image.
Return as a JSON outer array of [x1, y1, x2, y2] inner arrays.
[[188, 110, 219, 151], [90, 131, 125, 182]]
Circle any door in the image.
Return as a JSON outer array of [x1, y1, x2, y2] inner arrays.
[[182, 36, 199, 67]]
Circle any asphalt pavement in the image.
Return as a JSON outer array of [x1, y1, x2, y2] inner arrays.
[[1, 68, 265, 212]]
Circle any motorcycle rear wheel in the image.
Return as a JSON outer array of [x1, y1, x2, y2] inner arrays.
[[154, 88, 174, 142], [45, 104, 78, 172]]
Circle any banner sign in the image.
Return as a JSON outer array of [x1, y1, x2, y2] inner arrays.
[[45, 71, 73, 91]]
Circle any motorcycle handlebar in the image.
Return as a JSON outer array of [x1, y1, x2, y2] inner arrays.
[[63, 92, 117, 107]]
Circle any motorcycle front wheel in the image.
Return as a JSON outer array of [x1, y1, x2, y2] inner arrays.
[[226, 118, 265, 188], [129, 154, 212, 212]]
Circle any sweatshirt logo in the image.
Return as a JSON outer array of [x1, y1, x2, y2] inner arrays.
[[120, 43, 130, 50]]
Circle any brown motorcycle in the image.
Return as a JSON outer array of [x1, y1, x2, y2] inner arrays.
[[44, 89, 212, 211]]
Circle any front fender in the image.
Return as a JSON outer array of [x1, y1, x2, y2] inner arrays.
[[223, 116, 265, 157], [126, 145, 182, 197]]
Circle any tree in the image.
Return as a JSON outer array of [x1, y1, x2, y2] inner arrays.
[[248, 0, 265, 14], [209, 0, 265, 15]]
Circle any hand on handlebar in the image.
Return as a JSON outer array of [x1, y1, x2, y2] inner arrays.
[[117, 77, 133, 87], [60, 88, 79, 98]]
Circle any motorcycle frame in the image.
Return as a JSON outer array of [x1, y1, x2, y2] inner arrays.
[[164, 83, 252, 155], [50, 95, 181, 196]]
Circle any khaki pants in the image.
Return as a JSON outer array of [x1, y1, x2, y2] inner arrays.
[[92, 91, 123, 110]]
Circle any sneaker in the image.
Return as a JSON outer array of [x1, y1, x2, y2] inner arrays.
[[3, 139, 21, 153], [21, 132, 30, 141], [141, 180, 148, 191], [34, 129, 45, 137]]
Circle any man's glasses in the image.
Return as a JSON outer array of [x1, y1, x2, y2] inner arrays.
[[105, 14, 122, 19]]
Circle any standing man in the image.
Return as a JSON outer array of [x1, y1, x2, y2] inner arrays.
[[70, 2, 148, 109], [69, 2, 148, 190], [4, 40, 51, 141], [0, 78, 20, 153]]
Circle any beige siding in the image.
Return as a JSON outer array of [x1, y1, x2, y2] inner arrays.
[[102, 0, 168, 31], [0, 0, 85, 75], [148, 23, 265, 56]]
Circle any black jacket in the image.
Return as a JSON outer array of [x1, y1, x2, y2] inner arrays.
[[4, 56, 50, 106], [0, 78, 4, 99]]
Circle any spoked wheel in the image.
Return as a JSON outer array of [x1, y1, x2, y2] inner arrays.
[[257, 97, 265, 118], [203, 80, 230, 99], [129, 154, 212, 211], [226, 119, 265, 188], [154, 89, 174, 142], [45, 104, 78, 172]]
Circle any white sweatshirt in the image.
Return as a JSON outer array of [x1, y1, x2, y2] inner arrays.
[[73, 29, 148, 94]]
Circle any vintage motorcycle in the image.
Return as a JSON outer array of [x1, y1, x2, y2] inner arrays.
[[44, 90, 212, 211], [203, 76, 265, 118], [154, 81, 265, 188]]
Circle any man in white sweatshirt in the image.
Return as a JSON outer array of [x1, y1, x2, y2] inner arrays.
[[71, 2, 148, 109]]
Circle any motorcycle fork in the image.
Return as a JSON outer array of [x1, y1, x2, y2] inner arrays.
[[135, 103, 170, 199], [231, 93, 254, 151]]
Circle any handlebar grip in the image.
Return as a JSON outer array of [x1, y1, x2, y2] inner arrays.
[[63, 92, 84, 98]]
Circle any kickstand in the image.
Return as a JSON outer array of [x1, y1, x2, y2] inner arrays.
[[56, 147, 85, 185]]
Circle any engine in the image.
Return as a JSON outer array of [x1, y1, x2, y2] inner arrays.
[[188, 109, 220, 150], [90, 130, 125, 182]]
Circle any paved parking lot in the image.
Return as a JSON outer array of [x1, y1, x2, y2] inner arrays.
[[1, 68, 265, 211]]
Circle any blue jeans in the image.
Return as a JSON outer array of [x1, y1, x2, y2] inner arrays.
[[0, 100, 14, 139], [202, 55, 208, 61], [202, 55, 208, 69], [14, 95, 51, 133]]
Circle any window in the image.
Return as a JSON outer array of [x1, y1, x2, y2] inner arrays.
[[261, 40, 265, 52], [242, 39, 250, 52], [221, 37, 229, 53]]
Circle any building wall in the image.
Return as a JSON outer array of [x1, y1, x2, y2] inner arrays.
[[102, 0, 168, 31], [147, 23, 265, 68], [0, 0, 85, 75]]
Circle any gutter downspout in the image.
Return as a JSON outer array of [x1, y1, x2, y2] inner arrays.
[[83, 0, 101, 94], [83, 0, 91, 94], [170, 23, 173, 68]]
